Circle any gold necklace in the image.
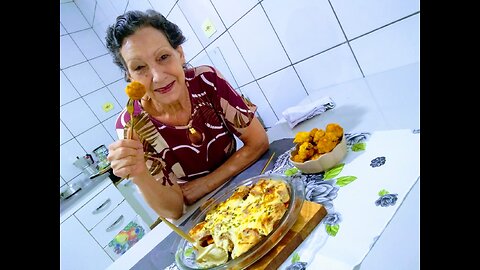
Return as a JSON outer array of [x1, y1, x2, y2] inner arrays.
[[187, 120, 203, 145], [145, 93, 202, 144]]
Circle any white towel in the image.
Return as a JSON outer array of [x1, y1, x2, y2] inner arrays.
[[281, 97, 335, 128]]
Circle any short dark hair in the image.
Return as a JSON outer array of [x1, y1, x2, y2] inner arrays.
[[105, 9, 186, 75]]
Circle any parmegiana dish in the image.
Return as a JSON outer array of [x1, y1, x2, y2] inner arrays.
[[188, 178, 290, 259]]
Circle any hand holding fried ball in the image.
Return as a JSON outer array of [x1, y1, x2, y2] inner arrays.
[[124, 81, 146, 139], [291, 123, 343, 163]]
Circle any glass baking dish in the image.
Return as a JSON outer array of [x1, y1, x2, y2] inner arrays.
[[175, 173, 305, 270]]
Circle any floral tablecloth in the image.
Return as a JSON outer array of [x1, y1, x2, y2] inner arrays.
[[273, 128, 420, 270], [164, 128, 420, 270]]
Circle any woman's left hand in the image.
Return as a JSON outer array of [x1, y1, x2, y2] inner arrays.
[[179, 178, 209, 205]]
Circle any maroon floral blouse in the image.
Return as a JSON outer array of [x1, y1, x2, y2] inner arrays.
[[115, 65, 257, 186]]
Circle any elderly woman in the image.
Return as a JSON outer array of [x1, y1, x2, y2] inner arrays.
[[105, 10, 269, 219]]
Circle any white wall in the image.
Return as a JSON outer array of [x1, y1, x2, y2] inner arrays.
[[60, 0, 419, 188]]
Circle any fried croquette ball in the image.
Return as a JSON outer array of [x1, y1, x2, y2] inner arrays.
[[326, 123, 344, 139], [125, 81, 146, 100], [316, 132, 340, 154], [293, 131, 311, 144], [291, 123, 344, 163], [297, 142, 315, 161], [312, 129, 326, 144], [291, 154, 305, 163], [309, 128, 319, 139]]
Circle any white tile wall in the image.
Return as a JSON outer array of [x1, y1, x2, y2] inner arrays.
[[127, 0, 153, 11], [206, 47, 239, 89], [83, 87, 122, 122], [102, 115, 121, 140], [60, 35, 86, 69], [107, 79, 129, 107], [229, 5, 290, 79], [256, 66, 307, 117], [63, 62, 105, 95], [205, 32, 254, 87], [60, 71, 80, 105], [89, 54, 124, 84], [108, 0, 129, 15], [167, 5, 204, 62], [149, 0, 177, 16], [330, 0, 419, 39], [60, 120, 74, 145], [239, 82, 278, 128], [365, 63, 420, 130], [60, 176, 66, 188], [60, 98, 100, 136], [76, 124, 115, 155], [60, 23, 67, 35], [70, 29, 108, 60], [178, 0, 226, 47], [189, 50, 214, 68], [126, 0, 153, 12], [60, 139, 88, 181], [74, 0, 97, 25], [92, 0, 124, 46], [305, 78, 389, 133], [295, 44, 363, 92], [209, 0, 258, 28], [262, 0, 346, 63], [350, 14, 420, 76], [60, 2, 90, 33], [60, 0, 420, 184]]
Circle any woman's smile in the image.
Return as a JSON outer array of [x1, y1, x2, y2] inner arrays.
[[155, 81, 175, 94]]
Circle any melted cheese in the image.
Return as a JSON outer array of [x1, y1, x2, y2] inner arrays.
[[189, 178, 290, 259]]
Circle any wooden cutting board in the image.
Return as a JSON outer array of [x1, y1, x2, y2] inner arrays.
[[248, 201, 327, 270]]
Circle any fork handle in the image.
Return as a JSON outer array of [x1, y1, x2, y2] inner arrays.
[[158, 215, 196, 243]]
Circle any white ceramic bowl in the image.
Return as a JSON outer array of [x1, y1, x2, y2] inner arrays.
[[290, 134, 347, 174]]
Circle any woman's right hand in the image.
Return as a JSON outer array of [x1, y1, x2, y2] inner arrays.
[[107, 129, 147, 179]]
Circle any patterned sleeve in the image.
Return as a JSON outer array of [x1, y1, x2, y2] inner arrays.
[[114, 105, 177, 186], [115, 101, 144, 139], [199, 65, 258, 137], [115, 108, 129, 139]]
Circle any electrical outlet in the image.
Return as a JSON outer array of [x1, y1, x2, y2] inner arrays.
[[102, 102, 114, 112], [202, 18, 217, 38]]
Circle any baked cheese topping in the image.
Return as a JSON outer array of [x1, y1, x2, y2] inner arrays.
[[189, 178, 290, 259]]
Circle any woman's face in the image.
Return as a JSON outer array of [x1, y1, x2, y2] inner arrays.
[[120, 26, 186, 106]]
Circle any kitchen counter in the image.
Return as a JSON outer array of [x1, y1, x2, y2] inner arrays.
[[60, 173, 111, 223], [106, 62, 420, 270]]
